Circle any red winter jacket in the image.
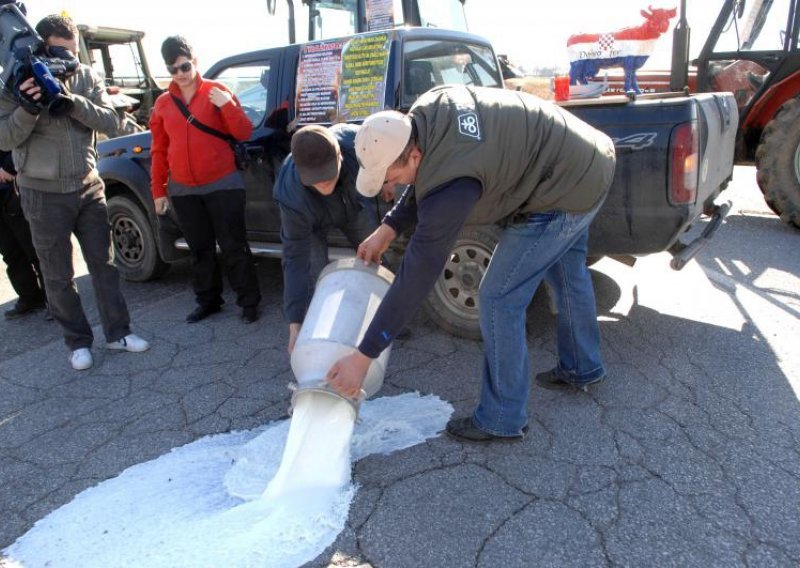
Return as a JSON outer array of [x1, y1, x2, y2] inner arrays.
[[150, 75, 253, 199]]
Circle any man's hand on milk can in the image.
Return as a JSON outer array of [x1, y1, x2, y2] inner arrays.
[[326, 351, 372, 399], [357, 224, 397, 265]]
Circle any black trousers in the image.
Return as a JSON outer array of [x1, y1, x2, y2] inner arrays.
[[171, 189, 261, 310], [0, 186, 46, 305]]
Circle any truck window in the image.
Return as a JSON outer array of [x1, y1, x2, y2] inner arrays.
[[86, 44, 143, 88], [87, 48, 106, 81], [402, 40, 500, 106], [104, 43, 144, 85], [415, 0, 468, 31], [310, 0, 359, 40], [213, 63, 271, 127], [713, 0, 791, 52]]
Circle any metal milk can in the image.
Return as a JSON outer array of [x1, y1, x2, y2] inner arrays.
[[290, 258, 395, 412]]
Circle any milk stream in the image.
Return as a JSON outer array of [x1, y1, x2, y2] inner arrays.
[[263, 392, 355, 499]]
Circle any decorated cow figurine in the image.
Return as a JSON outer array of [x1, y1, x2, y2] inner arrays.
[[567, 5, 677, 93]]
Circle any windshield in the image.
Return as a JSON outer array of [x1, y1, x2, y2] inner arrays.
[[401, 40, 501, 107], [713, 0, 792, 52], [310, 0, 359, 40], [308, 0, 467, 40], [416, 0, 468, 31]]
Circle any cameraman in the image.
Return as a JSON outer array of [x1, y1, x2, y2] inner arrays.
[[0, 14, 150, 371]]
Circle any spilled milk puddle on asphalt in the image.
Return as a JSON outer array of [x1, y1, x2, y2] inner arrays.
[[3, 392, 452, 568]]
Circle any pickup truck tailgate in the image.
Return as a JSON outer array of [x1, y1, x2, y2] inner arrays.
[[566, 92, 738, 257]]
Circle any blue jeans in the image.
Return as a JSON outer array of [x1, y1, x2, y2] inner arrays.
[[473, 204, 604, 436]]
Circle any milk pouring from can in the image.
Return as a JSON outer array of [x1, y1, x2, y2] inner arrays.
[[290, 258, 395, 413]]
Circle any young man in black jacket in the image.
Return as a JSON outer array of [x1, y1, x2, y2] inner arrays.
[[274, 124, 383, 353]]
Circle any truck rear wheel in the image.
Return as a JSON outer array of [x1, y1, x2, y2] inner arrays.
[[755, 97, 800, 229], [108, 195, 169, 282], [422, 225, 501, 340]]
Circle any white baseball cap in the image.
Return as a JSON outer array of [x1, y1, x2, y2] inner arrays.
[[355, 111, 413, 197]]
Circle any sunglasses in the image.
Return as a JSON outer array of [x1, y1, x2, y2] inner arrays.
[[167, 61, 193, 75]]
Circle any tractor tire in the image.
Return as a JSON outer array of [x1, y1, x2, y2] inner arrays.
[[108, 195, 169, 282], [422, 225, 501, 340], [755, 97, 800, 229]]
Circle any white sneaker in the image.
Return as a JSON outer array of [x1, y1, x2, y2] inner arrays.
[[106, 333, 150, 353], [70, 348, 93, 371]]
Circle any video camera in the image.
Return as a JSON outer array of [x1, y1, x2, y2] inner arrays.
[[0, 2, 79, 116]]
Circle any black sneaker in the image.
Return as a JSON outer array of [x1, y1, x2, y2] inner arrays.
[[445, 417, 528, 442], [4, 300, 47, 320], [186, 305, 221, 324], [241, 306, 259, 324], [534, 368, 606, 392]]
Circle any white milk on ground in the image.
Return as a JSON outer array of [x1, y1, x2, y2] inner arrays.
[[263, 391, 356, 499], [3, 393, 453, 568]]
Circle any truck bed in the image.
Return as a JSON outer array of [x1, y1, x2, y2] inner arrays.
[[565, 92, 737, 256]]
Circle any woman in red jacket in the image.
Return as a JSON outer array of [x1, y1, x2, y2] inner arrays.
[[150, 36, 261, 324]]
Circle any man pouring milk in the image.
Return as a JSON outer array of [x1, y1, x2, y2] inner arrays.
[[322, 85, 615, 444]]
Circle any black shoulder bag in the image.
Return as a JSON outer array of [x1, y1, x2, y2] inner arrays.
[[170, 95, 251, 171]]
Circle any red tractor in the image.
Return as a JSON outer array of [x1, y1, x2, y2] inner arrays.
[[689, 0, 800, 228]]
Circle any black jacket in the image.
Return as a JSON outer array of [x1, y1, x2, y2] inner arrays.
[[274, 123, 372, 323], [0, 149, 16, 199]]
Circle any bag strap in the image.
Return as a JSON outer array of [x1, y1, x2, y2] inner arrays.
[[170, 94, 236, 144]]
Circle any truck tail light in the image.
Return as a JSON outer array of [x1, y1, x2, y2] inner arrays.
[[669, 121, 698, 205]]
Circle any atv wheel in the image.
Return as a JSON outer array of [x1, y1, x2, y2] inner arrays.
[[108, 195, 169, 282], [423, 225, 501, 340], [755, 97, 800, 229]]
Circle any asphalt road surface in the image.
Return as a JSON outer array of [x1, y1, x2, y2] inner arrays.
[[1, 166, 798, 567]]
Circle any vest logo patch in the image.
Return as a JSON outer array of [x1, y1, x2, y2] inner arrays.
[[458, 112, 481, 140]]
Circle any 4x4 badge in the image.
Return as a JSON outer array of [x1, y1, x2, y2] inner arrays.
[[458, 113, 481, 140]]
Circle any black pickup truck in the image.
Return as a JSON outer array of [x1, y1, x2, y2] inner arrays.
[[96, 27, 738, 338]]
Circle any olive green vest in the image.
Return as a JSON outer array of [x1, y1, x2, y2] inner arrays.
[[410, 86, 616, 225]]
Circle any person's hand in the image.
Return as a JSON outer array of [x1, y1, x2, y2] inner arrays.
[[208, 87, 233, 108], [19, 77, 41, 100], [325, 350, 372, 399], [357, 224, 397, 265], [0, 168, 14, 183], [154, 197, 169, 215], [17, 77, 42, 115], [287, 322, 301, 354]]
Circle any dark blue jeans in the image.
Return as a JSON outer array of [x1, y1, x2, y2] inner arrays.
[[473, 203, 605, 436], [19, 181, 131, 350]]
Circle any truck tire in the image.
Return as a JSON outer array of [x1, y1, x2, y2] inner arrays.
[[422, 225, 501, 340], [108, 195, 169, 282], [755, 97, 800, 229]]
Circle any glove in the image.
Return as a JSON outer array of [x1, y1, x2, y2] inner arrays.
[[17, 90, 42, 115], [48, 93, 74, 118]]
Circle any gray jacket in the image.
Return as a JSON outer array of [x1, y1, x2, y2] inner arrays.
[[0, 64, 118, 193], [411, 85, 616, 225]]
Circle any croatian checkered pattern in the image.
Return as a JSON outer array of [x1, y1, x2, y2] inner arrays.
[[598, 33, 615, 52]]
